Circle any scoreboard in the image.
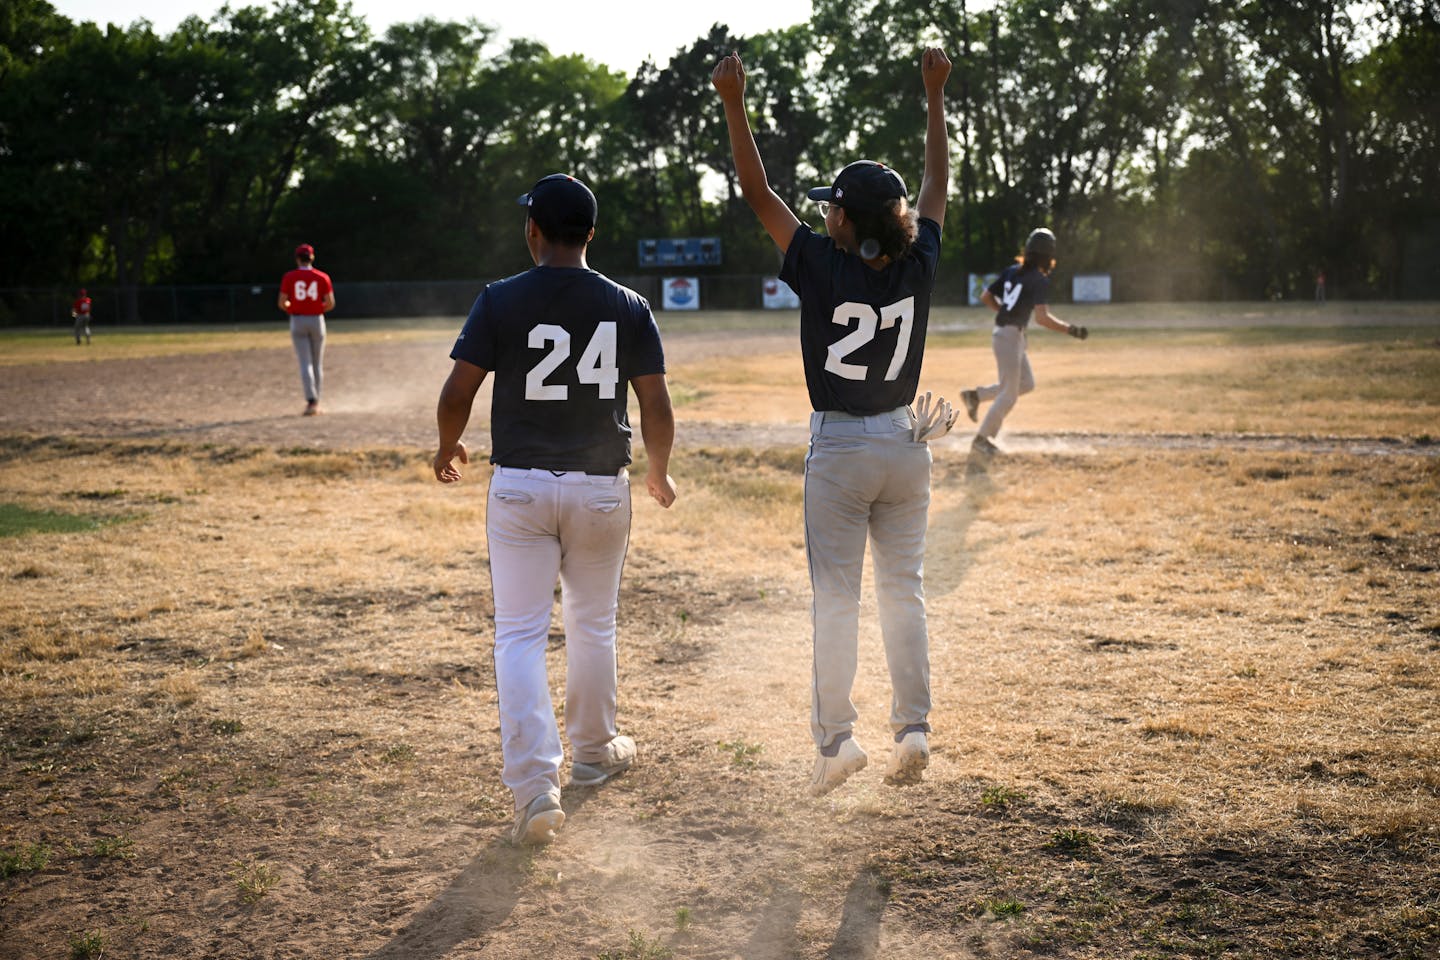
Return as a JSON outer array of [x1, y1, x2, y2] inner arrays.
[[638, 237, 722, 268]]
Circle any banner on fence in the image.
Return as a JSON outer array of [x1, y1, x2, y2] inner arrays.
[[968, 273, 999, 306], [761, 277, 800, 309], [661, 277, 700, 310], [1073, 274, 1113, 302]]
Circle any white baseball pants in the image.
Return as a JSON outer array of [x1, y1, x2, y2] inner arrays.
[[804, 408, 932, 750], [289, 314, 326, 402], [976, 324, 1035, 440], [486, 466, 631, 812]]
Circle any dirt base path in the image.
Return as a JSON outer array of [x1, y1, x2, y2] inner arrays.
[[3, 334, 1433, 458]]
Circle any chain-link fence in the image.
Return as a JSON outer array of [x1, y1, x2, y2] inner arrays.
[[0, 267, 1317, 328], [0, 275, 812, 327]]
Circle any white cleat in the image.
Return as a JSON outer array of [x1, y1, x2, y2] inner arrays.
[[884, 729, 930, 786], [511, 792, 565, 846], [809, 736, 868, 796], [570, 734, 636, 786]]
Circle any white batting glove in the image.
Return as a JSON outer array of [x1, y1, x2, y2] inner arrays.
[[911, 391, 957, 443]]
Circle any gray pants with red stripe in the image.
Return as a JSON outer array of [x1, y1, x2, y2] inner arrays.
[[804, 408, 932, 751]]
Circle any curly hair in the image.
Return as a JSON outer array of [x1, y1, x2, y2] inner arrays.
[[1012, 251, 1056, 274], [845, 198, 919, 262]]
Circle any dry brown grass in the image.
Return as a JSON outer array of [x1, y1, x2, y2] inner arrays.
[[2, 435, 1436, 958], [1, 311, 1438, 958]]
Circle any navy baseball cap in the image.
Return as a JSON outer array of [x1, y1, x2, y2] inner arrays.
[[518, 174, 598, 234], [807, 161, 908, 214]]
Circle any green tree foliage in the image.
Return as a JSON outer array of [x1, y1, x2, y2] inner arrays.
[[1, 0, 1436, 304]]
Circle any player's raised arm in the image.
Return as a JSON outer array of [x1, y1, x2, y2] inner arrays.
[[916, 48, 952, 228], [712, 53, 801, 253], [631, 373, 677, 508]]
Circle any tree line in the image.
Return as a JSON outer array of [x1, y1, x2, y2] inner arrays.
[[2, 0, 1437, 320]]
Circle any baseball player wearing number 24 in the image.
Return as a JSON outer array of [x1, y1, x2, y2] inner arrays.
[[961, 228, 1088, 461], [277, 243, 335, 416], [715, 48, 957, 796], [433, 174, 677, 846]]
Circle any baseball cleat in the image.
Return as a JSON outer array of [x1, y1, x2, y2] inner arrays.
[[570, 734, 636, 786], [884, 728, 930, 786], [303, 400, 321, 416], [960, 389, 979, 422], [970, 435, 999, 458], [809, 735, 868, 796], [510, 792, 565, 846]]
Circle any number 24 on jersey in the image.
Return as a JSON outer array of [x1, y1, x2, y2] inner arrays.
[[525, 322, 619, 400]]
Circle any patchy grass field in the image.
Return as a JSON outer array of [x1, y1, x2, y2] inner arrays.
[[1, 305, 1438, 959]]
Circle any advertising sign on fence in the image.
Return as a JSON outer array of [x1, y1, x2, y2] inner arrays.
[[761, 277, 800, 309], [968, 273, 999, 306], [661, 277, 700, 310], [1072, 274, 1113, 302]]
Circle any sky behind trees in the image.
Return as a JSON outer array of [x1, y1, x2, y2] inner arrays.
[[3, 0, 1438, 319]]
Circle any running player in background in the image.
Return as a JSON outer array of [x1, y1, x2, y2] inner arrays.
[[277, 243, 334, 416], [714, 48, 955, 796], [71, 288, 92, 345], [959, 228, 1088, 459], [433, 173, 677, 846]]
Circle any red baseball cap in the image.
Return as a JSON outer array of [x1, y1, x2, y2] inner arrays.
[[294, 243, 315, 259]]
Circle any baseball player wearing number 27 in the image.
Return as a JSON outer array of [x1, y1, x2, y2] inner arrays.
[[715, 48, 958, 796], [433, 174, 677, 846]]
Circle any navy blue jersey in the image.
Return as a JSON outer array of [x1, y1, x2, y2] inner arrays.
[[451, 266, 665, 474], [986, 263, 1050, 328], [779, 217, 943, 415]]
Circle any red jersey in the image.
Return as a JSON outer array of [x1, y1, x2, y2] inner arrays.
[[73, 296, 92, 316], [280, 266, 333, 316]]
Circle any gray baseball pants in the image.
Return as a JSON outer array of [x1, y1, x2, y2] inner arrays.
[[805, 408, 932, 750], [486, 466, 631, 812], [976, 324, 1034, 439], [289, 314, 326, 402]]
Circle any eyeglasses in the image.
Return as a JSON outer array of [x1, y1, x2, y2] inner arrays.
[[818, 200, 836, 218]]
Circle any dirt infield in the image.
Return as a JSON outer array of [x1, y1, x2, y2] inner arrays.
[[2, 314, 1438, 959], [4, 318, 1436, 456]]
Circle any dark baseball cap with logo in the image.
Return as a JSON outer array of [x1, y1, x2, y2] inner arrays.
[[807, 160, 908, 214], [518, 174, 598, 235]]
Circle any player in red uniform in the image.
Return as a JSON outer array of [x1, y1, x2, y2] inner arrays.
[[277, 243, 335, 415], [71, 289, 92, 345]]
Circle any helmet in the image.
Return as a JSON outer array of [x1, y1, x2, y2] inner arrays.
[[1024, 228, 1056, 258]]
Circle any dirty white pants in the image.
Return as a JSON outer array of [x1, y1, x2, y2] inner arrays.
[[485, 466, 631, 811]]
